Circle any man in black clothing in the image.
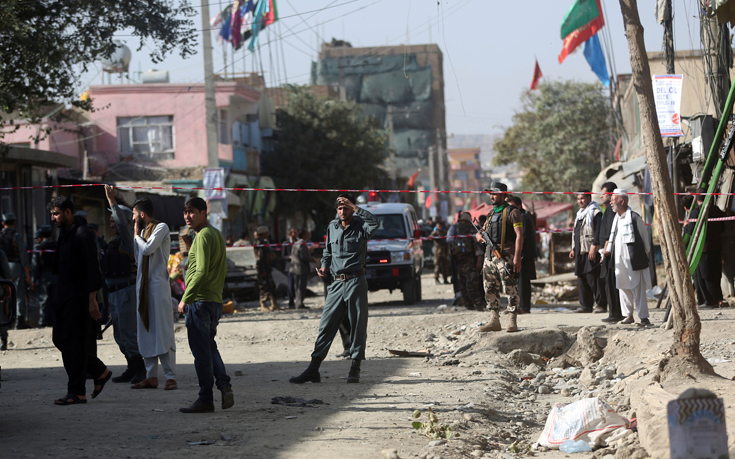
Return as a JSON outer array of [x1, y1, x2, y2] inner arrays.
[[48, 196, 111, 405], [683, 191, 726, 308], [597, 182, 623, 323], [31, 225, 56, 327], [570, 189, 605, 313], [508, 197, 537, 314]]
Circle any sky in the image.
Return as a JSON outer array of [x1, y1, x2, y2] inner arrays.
[[90, 0, 705, 137]]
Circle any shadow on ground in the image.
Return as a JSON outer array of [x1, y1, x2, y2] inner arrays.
[[0, 357, 411, 458]]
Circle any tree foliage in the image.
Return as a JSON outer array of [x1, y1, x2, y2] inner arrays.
[[261, 85, 387, 224], [493, 80, 610, 198], [0, 0, 197, 145]]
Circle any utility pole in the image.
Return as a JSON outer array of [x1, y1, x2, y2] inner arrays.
[[386, 106, 397, 190], [428, 145, 436, 219], [662, 0, 680, 212], [202, 0, 220, 169], [436, 128, 448, 218], [617, 0, 711, 377]]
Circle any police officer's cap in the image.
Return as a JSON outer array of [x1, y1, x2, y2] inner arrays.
[[2, 212, 17, 223], [484, 182, 508, 193], [257, 225, 269, 234], [36, 225, 52, 238]]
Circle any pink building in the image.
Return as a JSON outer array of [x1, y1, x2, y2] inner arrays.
[[88, 81, 262, 176]]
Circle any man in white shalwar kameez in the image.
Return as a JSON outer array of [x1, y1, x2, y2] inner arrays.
[[130, 198, 177, 389], [603, 189, 651, 326]]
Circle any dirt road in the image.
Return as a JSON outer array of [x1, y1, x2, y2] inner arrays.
[[2, 274, 734, 459]]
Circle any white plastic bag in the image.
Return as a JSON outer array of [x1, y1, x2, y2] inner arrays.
[[537, 397, 635, 449]]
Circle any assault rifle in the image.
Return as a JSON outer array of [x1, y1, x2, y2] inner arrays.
[[470, 218, 511, 276]]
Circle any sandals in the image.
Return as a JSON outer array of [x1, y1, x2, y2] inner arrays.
[[165, 379, 177, 390], [91, 370, 112, 399], [54, 394, 87, 406], [131, 378, 159, 389]]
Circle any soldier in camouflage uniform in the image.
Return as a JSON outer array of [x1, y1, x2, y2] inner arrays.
[[451, 213, 485, 310], [476, 182, 523, 332], [430, 220, 450, 285], [254, 226, 280, 312]]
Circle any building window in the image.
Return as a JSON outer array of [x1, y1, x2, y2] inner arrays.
[[117, 116, 174, 158], [455, 171, 469, 181], [218, 108, 230, 145]]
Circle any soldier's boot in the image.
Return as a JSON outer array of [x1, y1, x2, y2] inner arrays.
[[260, 298, 270, 312], [112, 357, 135, 383], [269, 293, 281, 311], [347, 359, 361, 383], [478, 310, 502, 332], [506, 312, 519, 333], [289, 357, 322, 384]]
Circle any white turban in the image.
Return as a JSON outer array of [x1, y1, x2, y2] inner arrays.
[[613, 188, 628, 196]]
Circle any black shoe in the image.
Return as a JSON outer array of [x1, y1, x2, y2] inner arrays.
[[290, 367, 321, 384], [574, 308, 593, 313], [601, 316, 624, 323], [639, 318, 651, 326], [434, 279, 442, 285], [290, 359, 322, 384], [112, 367, 134, 383], [128, 356, 146, 384], [180, 399, 215, 413], [221, 386, 235, 410], [13, 318, 31, 330], [0, 337, 7, 351], [347, 360, 361, 384], [335, 349, 350, 358]]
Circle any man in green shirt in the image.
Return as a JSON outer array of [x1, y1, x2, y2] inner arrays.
[[290, 193, 379, 384], [177, 197, 234, 413]]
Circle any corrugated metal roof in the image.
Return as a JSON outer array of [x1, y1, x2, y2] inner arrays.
[[622, 155, 647, 178]]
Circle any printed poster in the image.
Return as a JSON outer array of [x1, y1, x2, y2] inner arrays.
[[653, 74, 683, 137]]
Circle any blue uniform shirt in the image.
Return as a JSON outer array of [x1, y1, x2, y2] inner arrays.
[[321, 206, 379, 276]]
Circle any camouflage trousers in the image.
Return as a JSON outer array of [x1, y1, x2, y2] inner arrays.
[[483, 256, 519, 312], [434, 254, 450, 280], [457, 261, 485, 310], [258, 269, 277, 302]]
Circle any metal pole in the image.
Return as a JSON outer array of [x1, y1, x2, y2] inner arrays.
[[202, 0, 220, 168]]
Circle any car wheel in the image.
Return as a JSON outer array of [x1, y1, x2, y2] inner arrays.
[[402, 277, 417, 305]]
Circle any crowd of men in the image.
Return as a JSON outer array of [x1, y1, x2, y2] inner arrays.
[[0, 180, 730, 396], [0, 190, 235, 412]]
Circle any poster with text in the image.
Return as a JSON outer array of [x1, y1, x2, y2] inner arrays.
[[653, 74, 683, 137]]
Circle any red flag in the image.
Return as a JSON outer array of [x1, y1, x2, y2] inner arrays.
[[264, 0, 277, 26], [558, 0, 605, 64], [425, 193, 432, 209], [529, 59, 542, 91], [407, 170, 420, 189]]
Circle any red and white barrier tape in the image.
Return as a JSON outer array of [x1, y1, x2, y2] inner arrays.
[[25, 216, 735, 253], [2, 182, 735, 197]]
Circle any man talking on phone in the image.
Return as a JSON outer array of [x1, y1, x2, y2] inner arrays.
[[290, 193, 379, 384]]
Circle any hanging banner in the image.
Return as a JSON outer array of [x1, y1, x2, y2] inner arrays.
[[652, 74, 684, 137], [203, 168, 227, 200]]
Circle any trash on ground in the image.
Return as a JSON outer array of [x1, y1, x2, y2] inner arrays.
[[559, 439, 592, 453], [388, 349, 433, 357], [537, 397, 635, 449], [271, 396, 328, 407], [188, 440, 216, 446]]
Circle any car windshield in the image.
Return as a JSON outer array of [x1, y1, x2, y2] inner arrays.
[[371, 214, 406, 240]]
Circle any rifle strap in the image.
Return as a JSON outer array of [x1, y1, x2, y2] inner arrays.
[[500, 207, 508, 254]]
